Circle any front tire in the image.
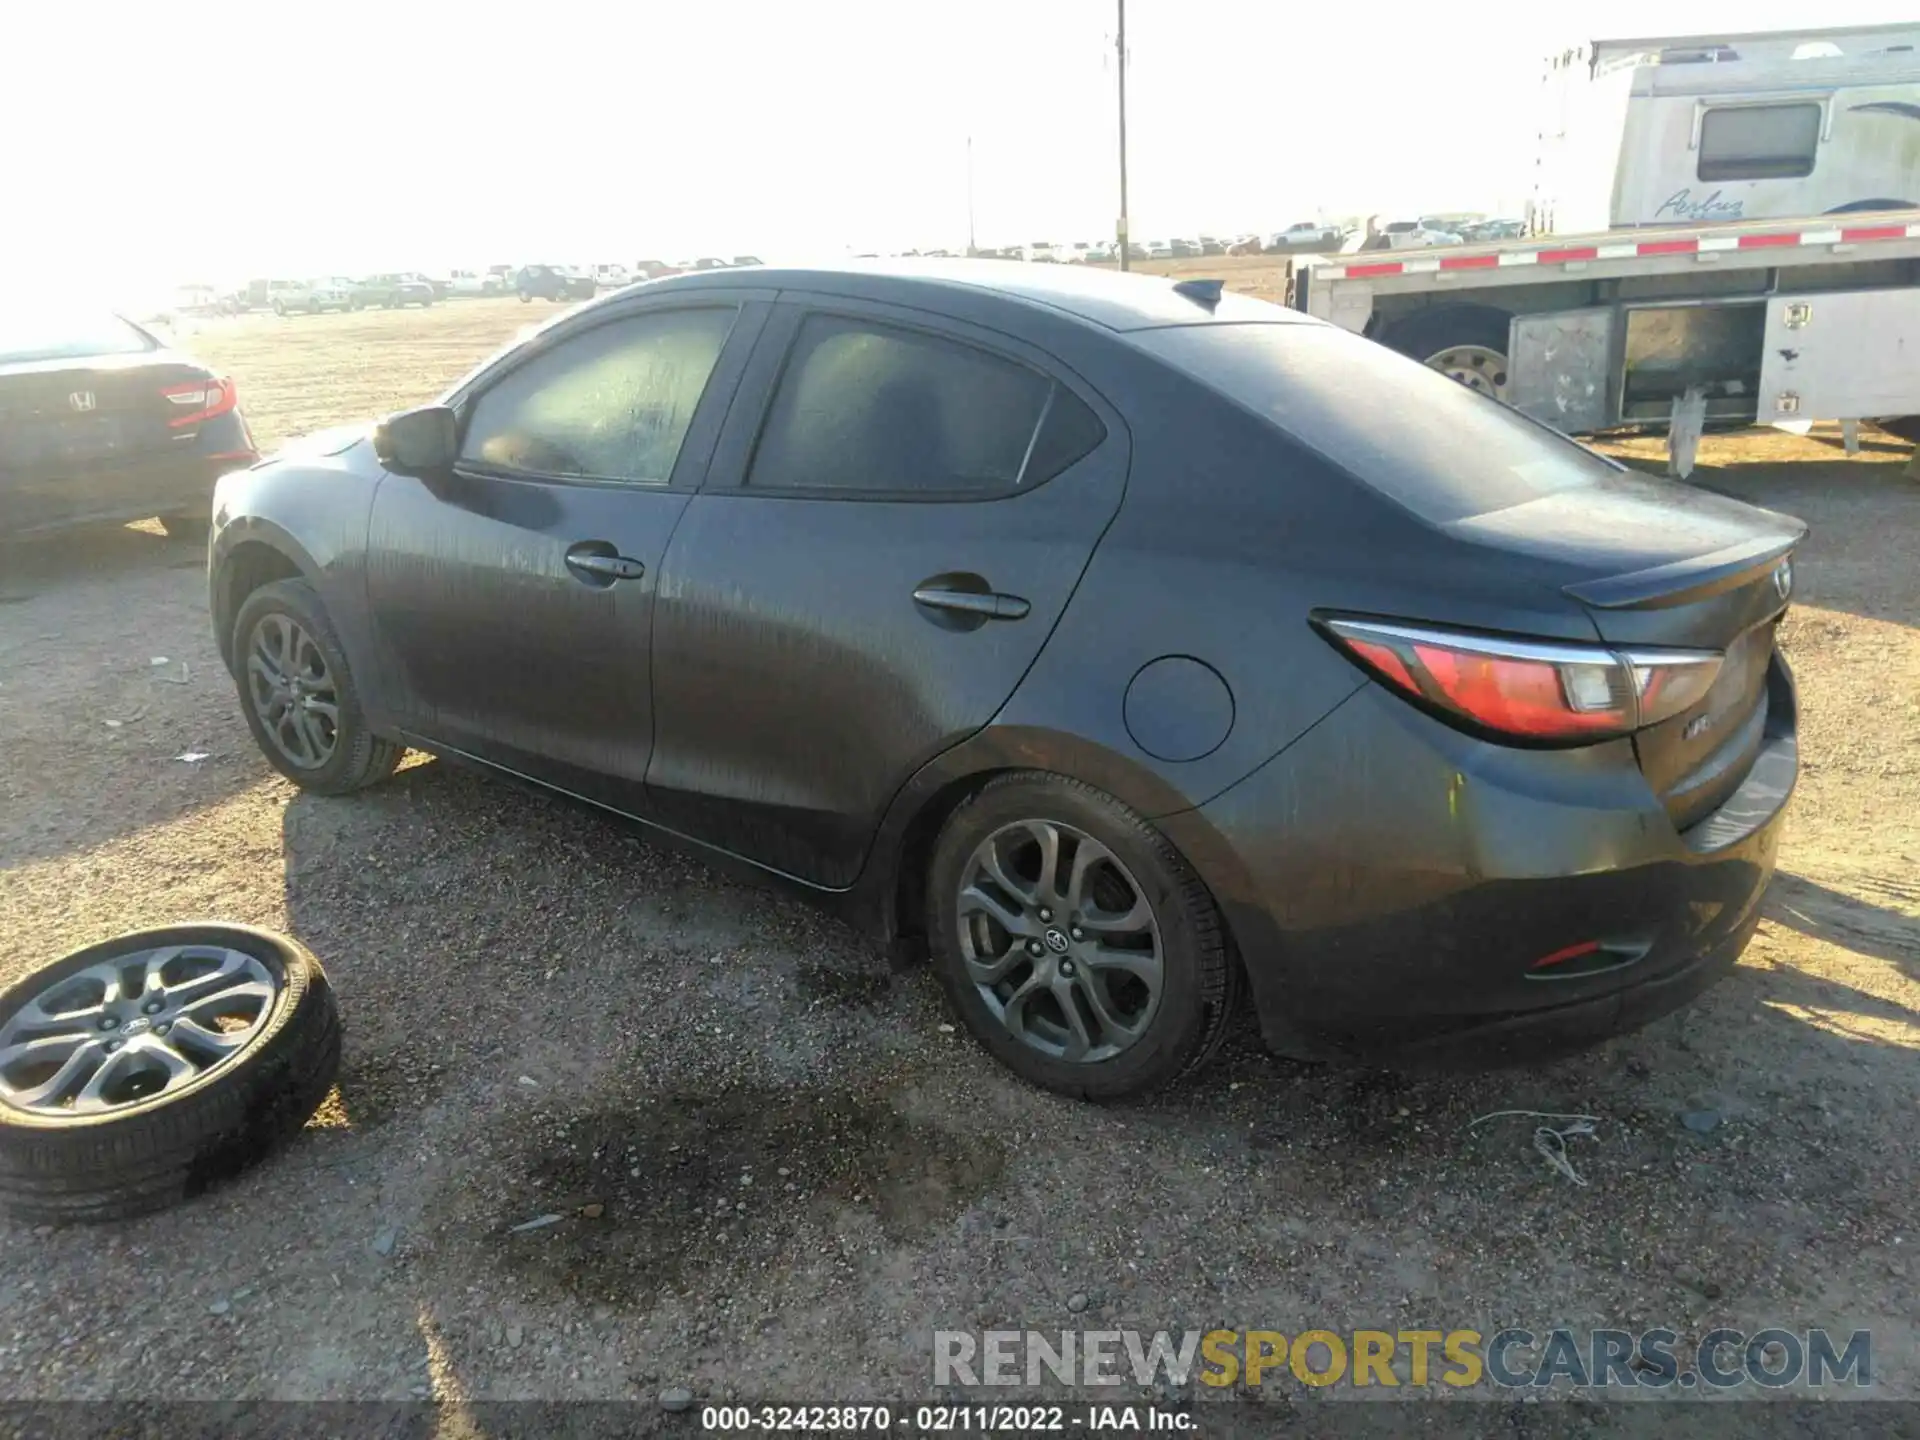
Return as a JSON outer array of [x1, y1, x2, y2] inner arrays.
[[231, 578, 401, 795], [926, 772, 1238, 1100], [0, 923, 341, 1224]]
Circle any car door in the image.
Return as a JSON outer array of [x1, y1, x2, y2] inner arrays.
[[362, 294, 770, 810], [646, 298, 1128, 887]]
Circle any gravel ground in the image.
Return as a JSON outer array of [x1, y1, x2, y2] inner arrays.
[[0, 302, 1916, 1419]]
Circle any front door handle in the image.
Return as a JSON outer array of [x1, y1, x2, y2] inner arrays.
[[912, 585, 1031, 621], [564, 547, 646, 584]]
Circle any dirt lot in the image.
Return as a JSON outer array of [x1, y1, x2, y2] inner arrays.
[[0, 294, 1916, 1417]]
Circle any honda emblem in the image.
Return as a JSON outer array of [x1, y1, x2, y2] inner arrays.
[[68, 391, 97, 413]]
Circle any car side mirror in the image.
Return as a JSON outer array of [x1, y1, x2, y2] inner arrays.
[[373, 405, 458, 474]]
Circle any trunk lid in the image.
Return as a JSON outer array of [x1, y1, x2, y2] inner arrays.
[[0, 352, 210, 474], [1447, 472, 1804, 830]]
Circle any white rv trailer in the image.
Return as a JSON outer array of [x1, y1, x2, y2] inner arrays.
[[1290, 24, 1920, 470], [1534, 23, 1920, 233]]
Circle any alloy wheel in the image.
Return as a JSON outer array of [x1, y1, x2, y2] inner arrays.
[[955, 819, 1164, 1063], [245, 612, 339, 770], [0, 945, 278, 1115]]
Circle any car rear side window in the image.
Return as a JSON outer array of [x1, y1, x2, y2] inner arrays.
[[1134, 321, 1616, 524], [460, 307, 735, 484], [746, 315, 1101, 495]]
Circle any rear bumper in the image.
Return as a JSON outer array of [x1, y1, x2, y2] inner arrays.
[[1, 445, 258, 537], [1162, 655, 1797, 1065]]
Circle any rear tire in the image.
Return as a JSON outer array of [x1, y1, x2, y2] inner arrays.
[[1380, 303, 1515, 402], [231, 578, 401, 795], [0, 923, 341, 1225], [926, 772, 1239, 1100]]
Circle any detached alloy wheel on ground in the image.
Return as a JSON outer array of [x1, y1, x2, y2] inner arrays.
[[0, 924, 341, 1224], [926, 772, 1239, 1100]]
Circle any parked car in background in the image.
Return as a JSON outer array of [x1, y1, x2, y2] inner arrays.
[[1272, 221, 1346, 251], [3, 309, 255, 538], [1197, 236, 1226, 256], [350, 275, 436, 309], [1169, 239, 1202, 258], [730, 256, 764, 268], [633, 259, 676, 280], [419, 275, 453, 301], [591, 264, 633, 289], [448, 270, 501, 297], [514, 265, 596, 302], [1227, 235, 1264, 256], [208, 261, 1803, 1100], [690, 258, 730, 272], [269, 280, 352, 316], [1380, 219, 1462, 249], [1144, 241, 1173, 259]]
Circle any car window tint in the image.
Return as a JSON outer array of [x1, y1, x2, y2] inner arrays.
[[461, 308, 735, 483], [747, 315, 1056, 494], [1135, 321, 1617, 524]]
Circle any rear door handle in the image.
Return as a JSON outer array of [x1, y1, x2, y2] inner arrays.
[[564, 547, 646, 583], [912, 585, 1030, 621]]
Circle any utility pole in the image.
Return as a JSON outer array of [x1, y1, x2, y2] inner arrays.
[[1116, 0, 1130, 271], [967, 135, 976, 256]]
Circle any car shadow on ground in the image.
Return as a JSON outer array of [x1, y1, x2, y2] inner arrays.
[[0, 520, 205, 599], [247, 754, 1920, 1400]]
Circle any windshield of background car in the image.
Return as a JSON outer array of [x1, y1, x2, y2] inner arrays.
[[0, 312, 154, 365], [1133, 321, 1616, 524]]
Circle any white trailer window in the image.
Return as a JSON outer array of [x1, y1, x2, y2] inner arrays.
[[1697, 103, 1820, 182]]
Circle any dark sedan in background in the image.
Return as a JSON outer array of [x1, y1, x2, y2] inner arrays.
[[207, 262, 1802, 1099], [514, 265, 597, 303], [2, 311, 256, 539]]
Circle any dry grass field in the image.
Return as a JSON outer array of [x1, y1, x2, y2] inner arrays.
[[0, 284, 1916, 1411]]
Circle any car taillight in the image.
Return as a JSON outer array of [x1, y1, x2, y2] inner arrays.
[[1320, 617, 1722, 746], [162, 376, 238, 428]]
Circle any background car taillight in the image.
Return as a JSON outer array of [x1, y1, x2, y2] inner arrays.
[[162, 376, 238, 428], [1320, 617, 1722, 745]]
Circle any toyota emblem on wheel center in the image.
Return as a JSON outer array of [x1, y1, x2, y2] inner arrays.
[[1773, 557, 1793, 600]]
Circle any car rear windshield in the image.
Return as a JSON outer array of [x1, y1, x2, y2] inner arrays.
[[1132, 321, 1615, 524], [0, 313, 154, 366]]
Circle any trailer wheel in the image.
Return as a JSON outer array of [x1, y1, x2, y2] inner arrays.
[[1381, 304, 1515, 403], [1873, 417, 1920, 446]]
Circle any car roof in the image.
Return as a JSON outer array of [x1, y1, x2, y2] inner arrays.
[[636, 258, 1314, 334]]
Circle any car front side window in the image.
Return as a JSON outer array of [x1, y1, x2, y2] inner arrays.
[[459, 307, 737, 484]]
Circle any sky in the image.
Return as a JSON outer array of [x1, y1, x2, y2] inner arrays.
[[3, 0, 1915, 298]]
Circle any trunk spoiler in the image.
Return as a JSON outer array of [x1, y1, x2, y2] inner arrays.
[[1564, 527, 1806, 610]]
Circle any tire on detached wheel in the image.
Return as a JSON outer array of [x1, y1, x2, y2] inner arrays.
[[0, 924, 341, 1224], [926, 772, 1240, 1100]]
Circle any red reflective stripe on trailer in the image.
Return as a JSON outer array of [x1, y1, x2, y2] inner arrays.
[[1341, 262, 1405, 277], [1840, 224, 1909, 242], [1736, 232, 1802, 248], [1438, 253, 1500, 270], [1636, 239, 1700, 255], [1536, 246, 1599, 264]]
